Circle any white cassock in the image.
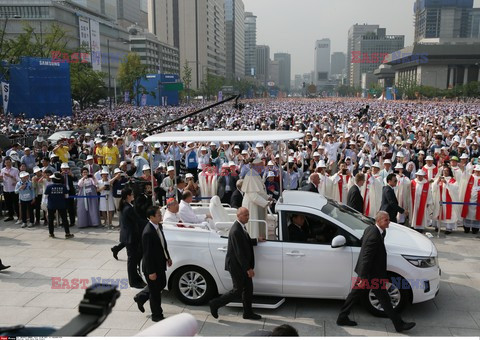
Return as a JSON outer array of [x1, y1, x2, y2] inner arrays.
[[178, 200, 211, 228], [422, 164, 438, 182], [361, 173, 382, 218], [409, 178, 433, 230], [432, 177, 460, 231], [198, 169, 217, 203], [163, 210, 183, 226], [331, 174, 353, 205], [451, 166, 462, 182], [395, 174, 411, 224], [459, 174, 480, 230], [318, 173, 333, 198], [241, 168, 270, 238]]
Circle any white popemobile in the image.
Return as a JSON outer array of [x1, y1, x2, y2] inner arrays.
[[143, 131, 440, 316]]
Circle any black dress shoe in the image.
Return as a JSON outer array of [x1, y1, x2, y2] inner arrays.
[[151, 314, 165, 322], [243, 313, 262, 320], [472, 229, 479, 234], [336, 317, 358, 326], [133, 296, 145, 313], [111, 247, 118, 260], [209, 301, 219, 319], [445, 230, 452, 235], [0, 263, 11, 271], [464, 227, 471, 233], [395, 321, 416, 333], [130, 282, 146, 289]]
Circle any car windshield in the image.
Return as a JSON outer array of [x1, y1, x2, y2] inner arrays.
[[321, 198, 374, 234]]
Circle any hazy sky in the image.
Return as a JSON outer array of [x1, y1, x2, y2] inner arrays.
[[243, 0, 480, 76]]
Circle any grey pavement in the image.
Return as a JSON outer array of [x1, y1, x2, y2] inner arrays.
[[1, 219, 480, 337]]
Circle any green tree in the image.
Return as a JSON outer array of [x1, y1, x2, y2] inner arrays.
[[182, 60, 192, 98], [118, 52, 150, 105], [70, 62, 107, 110]]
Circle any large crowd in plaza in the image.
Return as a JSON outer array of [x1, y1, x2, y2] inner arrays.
[[1, 98, 480, 237]]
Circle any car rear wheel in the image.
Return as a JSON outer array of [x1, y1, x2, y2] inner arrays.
[[363, 275, 411, 317], [172, 266, 217, 305]]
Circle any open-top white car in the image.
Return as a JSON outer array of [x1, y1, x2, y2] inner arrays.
[[161, 191, 440, 316]]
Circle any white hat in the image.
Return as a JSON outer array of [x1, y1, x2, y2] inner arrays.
[[167, 166, 175, 172], [60, 162, 70, 169], [349, 141, 356, 145], [252, 157, 263, 164], [460, 153, 469, 159], [453, 136, 461, 143], [313, 151, 320, 157], [85, 133, 91, 137], [221, 163, 229, 168], [33, 166, 41, 173], [95, 138, 102, 144], [372, 162, 380, 168], [101, 168, 109, 175], [312, 137, 318, 142], [364, 163, 371, 168], [154, 143, 161, 148], [396, 152, 404, 158], [418, 150, 425, 155], [267, 171, 275, 178], [24, 147, 30, 151], [19, 171, 30, 178], [113, 168, 123, 174], [137, 143, 144, 148], [228, 161, 236, 167], [86, 155, 94, 161], [287, 156, 295, 163], [406, 139, 413, 144], [185, 173, 194, 179], [466, 135, 473, 140], [317, 160, 326, 168], [119, 161, 127, 167], [200, 146, 207, 151], [36, 136, 44, 142], [426, 155, 434, 161], [415, 169, 426, 176], [9, 152, 19, 161], [210, 142, 216, 146], [318, 145, 325, 149], [241, 150, 248, 154], [234, 145, 240, 149], [267, 160, 275, 166], [384, 159, 391, 164], [394, 163, 403, 169], [474, 165, 480, 172], [142, 164, 150, 171], [256, 142, 264, 148]]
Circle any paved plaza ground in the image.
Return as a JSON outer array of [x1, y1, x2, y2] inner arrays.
[[1, 220, 479, 337]]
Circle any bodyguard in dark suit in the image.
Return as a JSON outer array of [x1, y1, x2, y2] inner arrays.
[[60, 163, 76, 226], [287, 214, 309, 243], [380, 173, 405, 223], [337, 211, 415, 333], [135, 206, 172, 322], [118, 188, 145, 289], [230, 179, 244, 209], [209, 207, 265, 320], [347, 173, 365, 213], [305, 173, 320, 193]]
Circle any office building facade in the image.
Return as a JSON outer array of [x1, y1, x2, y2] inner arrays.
[[117, 0, 148, 29], [331, 52, 346, 76], [244, 11, 256, 77], [225, 0, 245, 80], [256, 45, 270, 86], [314, 39, 331, 87], [347, 24, 380, 86], [273, 52, 291, 92]]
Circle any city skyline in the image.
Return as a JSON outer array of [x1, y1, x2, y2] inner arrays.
[[243, 0, 480, 76]]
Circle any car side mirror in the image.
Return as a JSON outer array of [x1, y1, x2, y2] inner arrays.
[[331, 235, 346, 248]]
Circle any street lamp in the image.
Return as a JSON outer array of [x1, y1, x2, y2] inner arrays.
[[107, 38, 128, 110]]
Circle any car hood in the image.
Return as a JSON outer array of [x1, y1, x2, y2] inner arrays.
[[384, 223, 436, 257]]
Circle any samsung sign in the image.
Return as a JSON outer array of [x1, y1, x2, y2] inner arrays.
[[39, 61, 61, 67]]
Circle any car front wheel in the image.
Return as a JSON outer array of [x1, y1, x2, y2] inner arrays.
[[363, 275, 412, 317], [171, 266, 217, 305]]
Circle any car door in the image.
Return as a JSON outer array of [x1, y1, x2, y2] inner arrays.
[[281, 208, 354, 299], [208, 233, 283, 295]]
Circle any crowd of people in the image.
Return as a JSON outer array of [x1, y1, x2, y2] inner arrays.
[[1, 98, 480, 238]]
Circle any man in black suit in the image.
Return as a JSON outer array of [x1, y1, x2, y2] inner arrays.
[[119, 188, 145, 289], [347, 173, 365, 213], [217, 165, 238, 204], [288, 214, 308, 242], [135, 206, 172, 322], [380, 173, 406, 223], [337, 211, 415, 333], [60, 163, 76, 226], [230, 179, 244, 209], [209, 207, 265, 320], [304, 173, 320, 193]]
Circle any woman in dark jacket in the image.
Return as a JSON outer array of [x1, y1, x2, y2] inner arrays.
[[119, 188, 145, 289]]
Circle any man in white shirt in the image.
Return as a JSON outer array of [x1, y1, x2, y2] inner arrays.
[[162, 198, 186, 227], [178, 190, 212, 228]]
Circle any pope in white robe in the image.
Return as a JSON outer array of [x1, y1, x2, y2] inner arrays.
[[316, 161, 332, 198], [241, 159, 270, 238], [409, 170, 433, 231]]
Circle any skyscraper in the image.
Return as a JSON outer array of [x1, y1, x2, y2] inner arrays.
[[351, 28, 404, 88], [244, 12, 257, 77], [274, 52, 291, 92], [256, 45, 270, 86], [225, 0, 245, 80], [71, 0, 117, 20], [314, 39, 331, 87], [117, 0, 148, 29], [347, 24, 380, 86], [331, 52, 346, 77], [147, 0, 175, 46], [414, 0, 474, 43]]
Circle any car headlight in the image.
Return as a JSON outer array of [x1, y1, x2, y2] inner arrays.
[[402, 255, 437, 268]]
